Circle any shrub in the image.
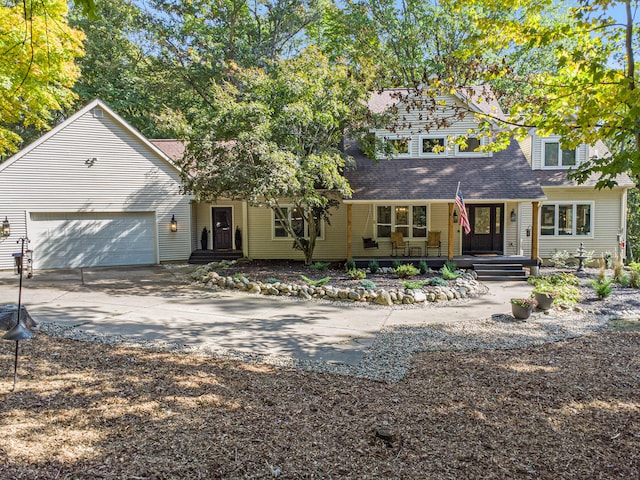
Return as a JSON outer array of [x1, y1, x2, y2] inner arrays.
[[300, 274, 331, 287], [368, 259, 380, 274], [589, 277, 614, 299], [443, 260, 457, 272], [394, 264, 419, 278], [417, 259, 428, 275], [550, 250, 573, 268], [310, 262, 330, 272], [441, 263, 460, 280], [429, 277, 448, 286], [359, 279, 377, 291], [629, 262, 640, 288], [347, 268, 366, 280], [528, 273, 582, 307], [511, 297, 537, 309], [264, 278, 279, 284], [402, 280, 427, 289], [344, 258, 356, 271], [391, 259, 402, 270]]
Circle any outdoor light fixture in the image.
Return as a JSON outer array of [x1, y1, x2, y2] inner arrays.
[[453, 211, 459, 224], [1, 217, 9, 238], [2, 237, 34, 391], [510, 209, 517, 222], [526, 226, 532, 237], [170, 215, 178, 233]]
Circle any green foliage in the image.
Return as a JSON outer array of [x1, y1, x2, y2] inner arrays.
[[441, 264, 460, 280], [347, 268, 367, 280], [511, 297, 537, 309], [613, 259, 625, 284], [359, 279, 377, 291], [264, 278, 280, 284], [367, 259, 380, 274], [0, 0, 85, 156], [345, 258, 357, 272], [417, 260, 429, 275], [394, 264, 419, 278], [629, 262, 640, 288], [402, 280, 427, 289], [429, 277, 449, 287], [300, 274, 331, 287], [550, 250, 573, 268], [528, 273, 582, 307], [310, 262, 330, 272], [443, 260, 457, 272], [589, 277, 614, 300], [233, 273, 244, 280], [391, 260, 402, 270]]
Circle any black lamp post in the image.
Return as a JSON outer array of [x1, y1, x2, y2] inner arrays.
[[2, 237, 35, 391]]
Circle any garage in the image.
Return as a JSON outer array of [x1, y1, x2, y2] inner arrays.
[[29, 212, 157, 269]]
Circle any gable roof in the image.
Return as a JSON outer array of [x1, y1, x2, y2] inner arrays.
[[367, 86, 505, 120], [344, 139, 546, 202], [0, 99, 181, 174], [151, 139, 186, 162]]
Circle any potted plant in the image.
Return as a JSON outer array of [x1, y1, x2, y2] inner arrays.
[[510, 297, 537, 320], [532, 285, 556, 311]]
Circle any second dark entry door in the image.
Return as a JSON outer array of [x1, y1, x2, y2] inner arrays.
[[212, 207, 233, 250], [462, 204, 504, 254]]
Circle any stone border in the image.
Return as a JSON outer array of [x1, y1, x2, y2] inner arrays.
[[189, 262, 484, 306]]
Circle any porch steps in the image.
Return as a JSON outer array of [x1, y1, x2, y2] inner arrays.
[[188, 249, 243, 264], [473, 263, 528, 281]]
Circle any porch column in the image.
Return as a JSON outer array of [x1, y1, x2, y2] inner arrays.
[[347, 203, 353, 259], [531, 201, 539, 260], [448, 202, 454, 261]]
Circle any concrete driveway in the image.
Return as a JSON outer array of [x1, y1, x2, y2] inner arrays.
[[0, 265, 533, 365]]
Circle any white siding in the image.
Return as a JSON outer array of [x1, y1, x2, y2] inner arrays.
[[0, 105, 191, 270]]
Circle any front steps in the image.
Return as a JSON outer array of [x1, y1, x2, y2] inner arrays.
[[188, 249, 243, 264], [473, 263, 528, 281]]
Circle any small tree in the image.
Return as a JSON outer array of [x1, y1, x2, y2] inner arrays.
[[176, 48, 369, 264]]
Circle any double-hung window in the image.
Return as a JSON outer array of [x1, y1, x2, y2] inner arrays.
[[543, 141, 577, 168], [376, 205, 428, 238], [456, 137, 481, 155], [384, 137, 411, 156], [421, 137, 447, 156], [540, 203, 592, 236], [273, 207, 322, 239]]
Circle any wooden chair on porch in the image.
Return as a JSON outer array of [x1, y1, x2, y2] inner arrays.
[[426, 231, 441, 257], [391, 231, 408, 256]]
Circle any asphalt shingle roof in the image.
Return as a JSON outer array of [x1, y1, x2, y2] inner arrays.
[[344, 139, 546, 202]]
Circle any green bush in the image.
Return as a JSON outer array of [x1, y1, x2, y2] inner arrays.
[[417, 260, 428, 275], [264, 278, 279, 284], [300, 275, 331, 287], [402, 280, 427, 289], [444, 260, 457, 272], [345, 258, 356, 271], [394, 264, 419, 278], [429, 277, 448, 286], [359, 279, 377, 291], [441, 263, 460, 280], [550, 250, 573, 268], [368, 259, 380, 274], [589, 277, 614, 299], [629, 262, 640, 288], [391, 259, 402, 270], [347, 268, 367, 280], [310, 261, 330, 272]]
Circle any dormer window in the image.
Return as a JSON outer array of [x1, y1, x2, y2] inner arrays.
[[385, 137, 411, 156], [421, 137, 446, 156], [544, 141, 576, 168], [458, 137, 481, 154]]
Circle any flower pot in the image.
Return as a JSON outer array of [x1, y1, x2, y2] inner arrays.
[[511, 302, 532, 320], [534, 292, 554, 311]]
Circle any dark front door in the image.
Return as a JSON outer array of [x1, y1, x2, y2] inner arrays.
[[212, 207, 233, 250], [462, 204, 504, 254]]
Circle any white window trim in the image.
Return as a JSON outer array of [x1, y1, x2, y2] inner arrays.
[[419, 135, 449, 157], [374, 205, 429, 239], [382, 136, 412, 158], [541, 139, 578, 169], [272, 206, 325, 241], [454, 136, 488, 157], [539, 201, 594, 238]]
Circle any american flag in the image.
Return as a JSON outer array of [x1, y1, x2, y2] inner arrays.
[[455, 186, 471, 234]]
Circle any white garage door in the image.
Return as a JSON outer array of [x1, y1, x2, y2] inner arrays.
[[30, 212, 157, 269]]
